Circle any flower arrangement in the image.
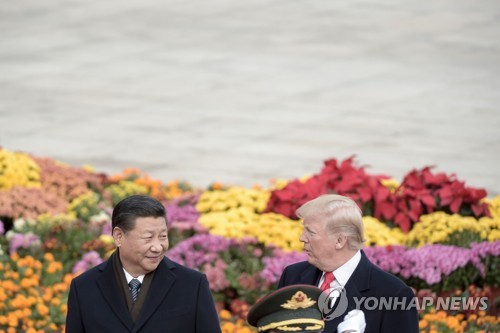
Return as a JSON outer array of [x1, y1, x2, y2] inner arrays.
[[107, 168, 194, 200], [167, 234, 275, 305], [0, 187, 67, 221], [32, 157, 103, 202], [265, 158, 490, 231], [419, 310, 500, 332], [199, 210, 303, 251], [363, 241, 500, 290], [0, 253, 71, 332], [0, 147, 498, 332], [406, 213, 500, 247]]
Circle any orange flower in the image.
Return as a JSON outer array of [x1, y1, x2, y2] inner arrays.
[[219, 310, 232, 320], [22, 308, 32, 317], [46, 261, 63, 274], [419, 319, 428, 328], [4, 271, 20, 280], [24, 267, 34, 277], [20, 277, 38, 289], [211, 182, 224, 190], [63, 273, 74, 285], [222, 322, 236, 332], [7, 313, 18, 327], [36, 303, 49, 317], [42, 289, 54, 303]]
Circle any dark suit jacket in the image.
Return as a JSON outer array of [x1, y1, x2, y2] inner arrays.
[[66, 256, 221, 333], [278, 251, 418, 333]]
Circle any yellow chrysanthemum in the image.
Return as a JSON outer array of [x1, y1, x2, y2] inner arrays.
[[406, 212, 500, 247], [485, 195, 500, 219], [196, 187, 270, 214], [0, 148, 41, 190], [199, 208, 303, 251], [363, 216, 406, 246]]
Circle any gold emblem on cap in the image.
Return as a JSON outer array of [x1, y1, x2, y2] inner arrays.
[[281, 291, 316, 310]]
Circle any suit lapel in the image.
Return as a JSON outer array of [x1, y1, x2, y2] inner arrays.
[[133, 257, 176, 332], [300, 264, 322, 286], [96, 259, 134, 331]]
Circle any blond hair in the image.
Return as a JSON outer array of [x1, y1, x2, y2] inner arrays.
[[296, 194, 365, 250]]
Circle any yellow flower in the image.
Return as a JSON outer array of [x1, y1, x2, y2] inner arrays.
[[406, 212, 499, 247], [106, 180, 148, 206], [380, 178, 400, 192], [363, 217, 406, 246], [484, 195, 500, 218], [199, 209, 303, 251], [0, 148, 41, 190], [196, 187, 270, 214]]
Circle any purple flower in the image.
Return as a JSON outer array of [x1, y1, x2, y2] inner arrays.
[[165, 195, 199, 222], [260, 250, 307, 284], [166, 234, 234, 269], [0, 219, 4, 235], [101, 222, 112, 236], [470, 241, 500, 257], [165, 195, 204, 232], [364, 242, 500, 285], [8, 232, 41, 253], [72, 251, 103, 275], [204, 259, 229, 292]]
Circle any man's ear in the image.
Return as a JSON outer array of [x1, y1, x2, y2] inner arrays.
[[335, 234, 348, 249], [113, 227, 123, 247]]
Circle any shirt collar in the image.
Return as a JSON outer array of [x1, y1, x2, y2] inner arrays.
[[123, 268, 145, 284], [331, 250, 361, 286]]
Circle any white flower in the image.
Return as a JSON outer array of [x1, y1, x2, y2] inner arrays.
[[13, 218, 26, 230]]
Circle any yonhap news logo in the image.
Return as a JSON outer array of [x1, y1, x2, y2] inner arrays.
[[318, 287, 348, 320], [317, 287, 489, 321]]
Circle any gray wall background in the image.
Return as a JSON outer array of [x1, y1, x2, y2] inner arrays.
[[1, 0, 499, 195]]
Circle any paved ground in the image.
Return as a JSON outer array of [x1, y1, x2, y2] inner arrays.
[[1, 0, 499, 195]]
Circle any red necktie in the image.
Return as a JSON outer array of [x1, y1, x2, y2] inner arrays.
[[320, 272, 335, 292]]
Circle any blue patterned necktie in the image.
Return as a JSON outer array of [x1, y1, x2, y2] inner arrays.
[[129, 278, 141, 302]]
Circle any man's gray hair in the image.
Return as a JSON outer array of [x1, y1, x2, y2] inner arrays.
[[296, 194, 366, 250]]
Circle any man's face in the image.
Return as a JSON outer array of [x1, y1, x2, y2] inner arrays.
[[114, 216, 169, 276], [299, 214, 336, 271]]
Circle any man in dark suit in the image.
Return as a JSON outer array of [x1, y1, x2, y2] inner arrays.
[[66, 195, 221, 333], [278, 194, 418, 333]]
